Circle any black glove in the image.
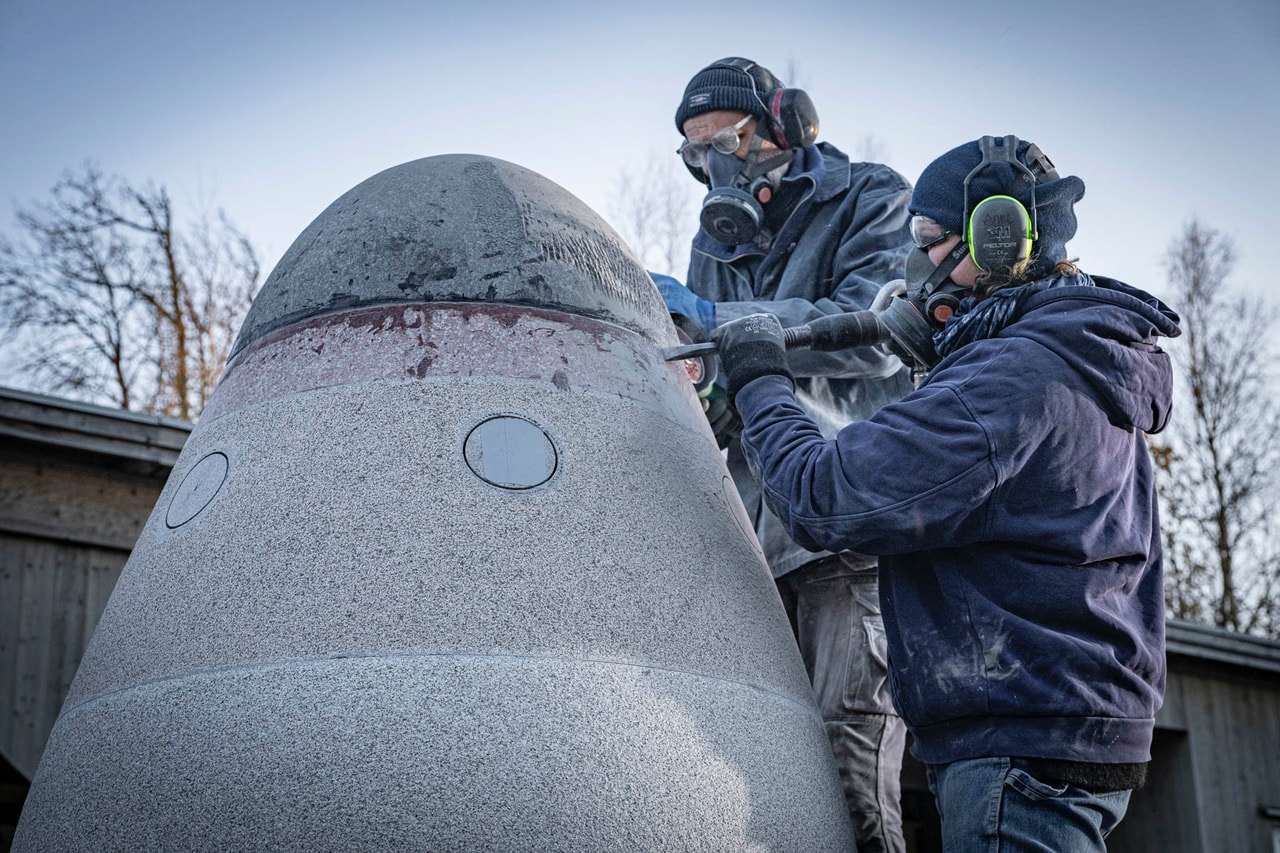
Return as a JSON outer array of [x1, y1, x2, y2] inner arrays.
[[702, 385, 743, 449], [711, 313, 794, 403]]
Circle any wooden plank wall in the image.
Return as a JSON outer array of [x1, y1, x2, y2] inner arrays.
[[0, 534, 129, 780], [0, 447, 169, 782], [1170, 660, 1280, 853], [1108, 647, 1280, 853]]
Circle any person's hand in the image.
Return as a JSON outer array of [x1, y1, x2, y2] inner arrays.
[[710, 313, 793, 402], [650, 272, 716, 338], [702, 385, 743, 448]]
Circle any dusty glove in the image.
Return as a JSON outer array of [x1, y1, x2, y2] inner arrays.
[[711, 313, 793, 402], [650, 272, 716, 338], [702, 385, 743, 448]]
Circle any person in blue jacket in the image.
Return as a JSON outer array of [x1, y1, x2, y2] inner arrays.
[[710, 135, 1180, 852], [655, 56, 915, 852]]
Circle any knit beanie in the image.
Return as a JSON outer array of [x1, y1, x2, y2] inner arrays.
[[674, 57, 779, 132], [910, 137, 1086, 279]]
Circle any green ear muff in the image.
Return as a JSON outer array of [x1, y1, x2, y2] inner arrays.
[[967, 194, 1033, 272], [960, 135, 1059, 272]]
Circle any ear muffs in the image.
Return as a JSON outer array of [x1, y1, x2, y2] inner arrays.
[[967, 194, 1033, 272], [707, 58, 820, 150], [768, 88, 819, 150], [961, 135, 1058, 272]]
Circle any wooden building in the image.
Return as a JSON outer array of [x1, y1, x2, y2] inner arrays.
[[0, 386, 190, 849], [897, 620, 1280, 852], [1, 385, 1278, 852]]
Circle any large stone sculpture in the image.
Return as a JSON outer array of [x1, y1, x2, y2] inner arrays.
[[15, 155, 855, 851]]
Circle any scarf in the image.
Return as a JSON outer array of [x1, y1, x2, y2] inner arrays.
[[932, 271, 1093, 359]]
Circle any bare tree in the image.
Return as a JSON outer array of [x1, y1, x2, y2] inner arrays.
[[607, 152, 700, 279], [0, 168, 151, 408], [0, 163, 260, 419], [1150, 218, 1280, 638], [171, 209, 260, 415]]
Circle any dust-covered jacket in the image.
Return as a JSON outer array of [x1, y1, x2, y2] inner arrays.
[[686, 140, 915, 577], [733, 273, 1181, 765]]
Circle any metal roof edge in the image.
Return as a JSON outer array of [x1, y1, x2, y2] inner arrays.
[[1166, 618, 1280, 676], [0, 385, 192, 466]]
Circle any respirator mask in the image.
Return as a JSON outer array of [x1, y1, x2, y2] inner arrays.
[[874, 242, 971, 374], [698, 133, 794, 245], [675, 57, 820, 246]]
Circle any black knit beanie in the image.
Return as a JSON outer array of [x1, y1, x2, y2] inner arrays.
[[674, 57, 779, 133], [910, 137, 1087, 279]]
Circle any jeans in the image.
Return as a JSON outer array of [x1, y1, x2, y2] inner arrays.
[[777, 557, 906, 853], [926, 757, 1133, 853]]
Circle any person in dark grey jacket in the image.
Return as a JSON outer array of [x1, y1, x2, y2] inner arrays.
[[711, 135, 1180, 852], [655, 56, 914, 852]]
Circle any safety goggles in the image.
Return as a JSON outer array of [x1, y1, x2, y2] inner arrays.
[[909, 215, 950, 250], [678, 115, 753, 169]]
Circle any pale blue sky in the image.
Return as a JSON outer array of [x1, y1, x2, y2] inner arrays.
[[2, 0, 1277, 313]]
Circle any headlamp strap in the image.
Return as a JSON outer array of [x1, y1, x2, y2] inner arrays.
[[748, 150, 793, 178]]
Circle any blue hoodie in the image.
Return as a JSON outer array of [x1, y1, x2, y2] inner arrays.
[[734, 273, 1180, 766]]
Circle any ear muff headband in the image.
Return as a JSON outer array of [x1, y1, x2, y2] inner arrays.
[[967, 195, 1033, 272], [706, 58, 818, 150], [961, 135, 1056, 272]]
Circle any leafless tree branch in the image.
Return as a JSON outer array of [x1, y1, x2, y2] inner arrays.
[[606, 153, 700, 279], [1150, 218, 1280, 638], [0, 162, 260, 419]]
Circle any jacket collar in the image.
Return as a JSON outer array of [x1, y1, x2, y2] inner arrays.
[[808, 141, 848, 203]]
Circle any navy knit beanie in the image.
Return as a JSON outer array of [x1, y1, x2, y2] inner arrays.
[[674, 57, 779, 133], [910, 137, 1086, 279]]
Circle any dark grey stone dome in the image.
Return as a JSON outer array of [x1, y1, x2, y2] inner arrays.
[[231, 154, 670, 359]]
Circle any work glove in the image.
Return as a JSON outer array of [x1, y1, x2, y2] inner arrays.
[[650, 272, 716, 339], [711, 313, 794, 403], [702, 385, 743, 449]]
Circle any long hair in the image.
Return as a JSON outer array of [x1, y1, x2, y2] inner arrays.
[[974, 257, 1080, 299]]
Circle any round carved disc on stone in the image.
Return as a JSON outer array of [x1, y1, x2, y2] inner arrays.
[[463, 416, 557, 490], [165, 451, 229, 529]]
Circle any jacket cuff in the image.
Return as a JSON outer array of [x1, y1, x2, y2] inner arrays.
[[725, 341, 794, 402]]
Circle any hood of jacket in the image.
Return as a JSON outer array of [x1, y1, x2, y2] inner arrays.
[[999, 275, 1181, 433]]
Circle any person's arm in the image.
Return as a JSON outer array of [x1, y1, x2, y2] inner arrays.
[[651, 272, 716, 338], [714, 175, 913, 379], [713, 313, 997, 555], [737, 375, 997, 555]]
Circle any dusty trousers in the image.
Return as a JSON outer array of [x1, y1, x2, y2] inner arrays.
[[777, 556, 907, 853]]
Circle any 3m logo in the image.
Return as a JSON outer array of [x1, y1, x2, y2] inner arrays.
[[689, 94, 711, 106]]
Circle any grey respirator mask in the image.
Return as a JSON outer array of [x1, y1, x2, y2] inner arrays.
[[699, 136, 794, 245], [875, 244, 972, 373], [677, 57, 819, 246]]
